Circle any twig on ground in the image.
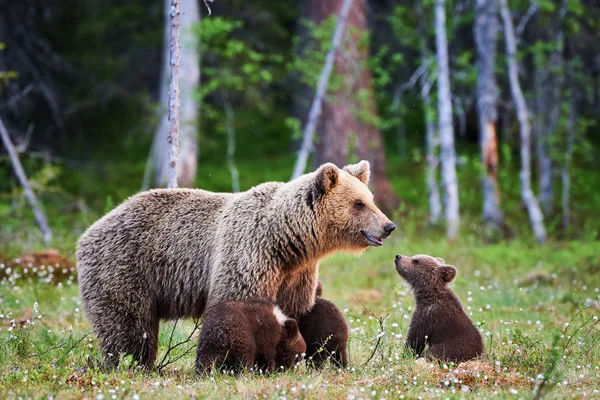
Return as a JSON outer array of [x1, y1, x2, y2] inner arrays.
[[356, 295, 389, 366], [156, 319, 201, 373]]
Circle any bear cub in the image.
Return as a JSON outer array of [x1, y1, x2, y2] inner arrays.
[[298, 281, 349, 368], [394, 254, 484, 362], [195, 298, 306, 374]]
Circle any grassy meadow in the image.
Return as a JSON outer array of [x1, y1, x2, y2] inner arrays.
[[1, 229, 599, 399], [1, 147, 600, 399]]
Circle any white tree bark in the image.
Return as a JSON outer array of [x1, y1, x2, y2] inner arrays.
[[166, 0, 181, 189], [475, 0, 504, 230], [421, 72, 442, 225], [416, 1, 441, 224], [291, 0, 353, 180], [537, 2, 566, 214], [500, 0, 547, 244], [222, 93, 240, 192], [435, 0, 460, 240], [561, 95, 574, 232], [0, 117, 52, 244], [145, 0, 199, 189]]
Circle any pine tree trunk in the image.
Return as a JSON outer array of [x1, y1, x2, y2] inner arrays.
[[292, 0, 353, 178], [310, 0, 399, 214], [148, 0, 199, 188], [500, 0, 547, 244], [435, 0, 460, 240], [475, 0, 503, 230]]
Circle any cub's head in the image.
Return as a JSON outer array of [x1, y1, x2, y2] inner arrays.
[[394, 254, 457, 289], [276, 319, 307, 370], [309, 160, 395, 250]]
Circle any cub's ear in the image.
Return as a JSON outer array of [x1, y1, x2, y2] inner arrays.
[[435, 257, 445, 264], [343, 160, 370, 185], [283, 319, 300, 338], [440, 265, 457, 283], [310, 163, 339, 205], [315, 280, 324, 298]]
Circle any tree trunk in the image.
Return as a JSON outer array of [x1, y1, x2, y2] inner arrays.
[[309, 0, 399, 214], [561, 90, 574, 233], [421, 72, 442, 225], [475, 0, 503, 230], [435, 0, 460, 240], [416, 1, 442, 225], [222, 93, 240, 192], [147, 0, 199, 188], [291, 0, 353, 179], [538, 3, 567, 214], [166, 0, 181, 189], [0, 117, 52, 244], [500, 0, 547, 244]]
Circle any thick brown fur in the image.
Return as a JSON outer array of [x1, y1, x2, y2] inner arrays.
[[76, 160, 394, 368], [195, 298, 305, 374], [298, 281, 349, 368], [394, 254, 484, 363]]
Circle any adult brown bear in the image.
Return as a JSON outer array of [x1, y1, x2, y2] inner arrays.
[[77, 160, 394, 368]]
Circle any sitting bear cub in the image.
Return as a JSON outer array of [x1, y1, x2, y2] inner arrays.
[[195, 298, 306, 374], [298, 281, 349, 368], [394, 254, 484, 362]]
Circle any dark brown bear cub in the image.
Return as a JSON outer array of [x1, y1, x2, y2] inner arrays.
[[298, 281, 349, 368], [195, 298, 306, 374], [394, 254, 484, 362]]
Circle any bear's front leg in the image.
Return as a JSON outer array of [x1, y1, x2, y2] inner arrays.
[[276, 264, 319, 318]]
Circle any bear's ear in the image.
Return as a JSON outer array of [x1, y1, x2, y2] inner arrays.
[[439, 265, 457, 283], [435, 257, 445, 264], [315, 280, 323, 298], [310, 163, 339, 205], [343, 160, 370, 185], [283, 318, 300, 339]]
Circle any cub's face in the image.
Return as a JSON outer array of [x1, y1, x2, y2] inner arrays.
[[311, 161, 395, 250], [276, 319, 307, 369], [394, 254, 457, 289]]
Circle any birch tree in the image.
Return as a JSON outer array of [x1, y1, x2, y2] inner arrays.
[[145, 0, 200, 189], [499, 0, 547, 244], [0, 117, 52, 243], [475, 0, 503, 231], [435, 0, 460, 240], [416, 2, 442, 224]]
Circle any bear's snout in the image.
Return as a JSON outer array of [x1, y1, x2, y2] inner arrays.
[[383, 223, 396, 237]]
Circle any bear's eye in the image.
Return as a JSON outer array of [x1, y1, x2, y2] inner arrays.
[[354, 200, 365, 210], [412, 259, 419, 265]]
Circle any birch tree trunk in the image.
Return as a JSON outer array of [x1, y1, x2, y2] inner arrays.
[[147, 0, 199, 188], [500, 0, 547, 244], [166, 0, 181, 189], [222, 93, 240, 192], [537, 3, 567, 214], [0, 117, 52, 244], [435, 0, 460, 240], [416, 2, 442, 225], [475, 0, 504, 230], [421, 72, 442, 225]]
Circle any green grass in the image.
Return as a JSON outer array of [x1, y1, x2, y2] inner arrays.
[[1, 232, 599, 399]]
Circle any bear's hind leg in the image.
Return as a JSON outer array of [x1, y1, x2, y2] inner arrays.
[[91, 302, 158, 370]]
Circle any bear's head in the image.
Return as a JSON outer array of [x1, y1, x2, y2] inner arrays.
[[309, 160, 395, 251], [394, 254, 456, 290], [275, 318, 307, 369]]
